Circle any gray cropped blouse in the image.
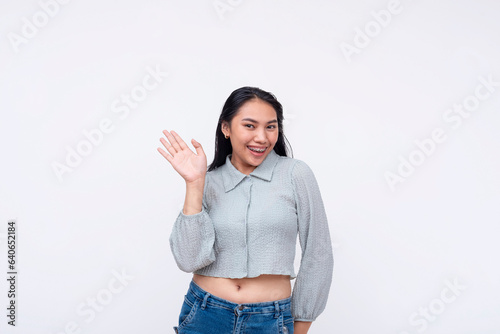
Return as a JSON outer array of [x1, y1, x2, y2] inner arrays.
[[169, 149, 334, 322]]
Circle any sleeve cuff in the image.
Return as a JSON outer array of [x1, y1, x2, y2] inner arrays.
[[293, 318, 314, 322], [178, 208, 206, 219]]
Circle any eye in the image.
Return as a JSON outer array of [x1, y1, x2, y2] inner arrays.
[[245, 124, 254, 128], [267, 125, 277, 129]]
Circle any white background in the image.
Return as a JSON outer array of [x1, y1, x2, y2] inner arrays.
[[1, 0, 500, 333]]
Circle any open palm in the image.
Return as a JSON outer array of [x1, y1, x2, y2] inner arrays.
[[158, 130, 207, 183]]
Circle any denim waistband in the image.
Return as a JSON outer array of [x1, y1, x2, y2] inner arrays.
[[187, 280, 291, 314]]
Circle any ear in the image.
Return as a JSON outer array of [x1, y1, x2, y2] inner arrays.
[[221, 121, 230, 135]]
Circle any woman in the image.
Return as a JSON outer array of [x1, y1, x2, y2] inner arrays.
[[158, 87, 333, 334]]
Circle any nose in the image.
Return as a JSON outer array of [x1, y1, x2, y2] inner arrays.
[[254, 128, 267, 143]]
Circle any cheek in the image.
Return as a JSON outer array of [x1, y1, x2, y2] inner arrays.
[[233, 135, 249, 147]]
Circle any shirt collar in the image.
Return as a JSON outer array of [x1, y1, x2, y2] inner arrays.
[[221, 149, 280, 192]]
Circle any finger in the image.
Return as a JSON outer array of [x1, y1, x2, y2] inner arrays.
[[163, 130, 180, 153], [160, 136, 179, 157], [191, 139, 206, 157], [170, 130, 189, 151], [157, 147, 173, 163]]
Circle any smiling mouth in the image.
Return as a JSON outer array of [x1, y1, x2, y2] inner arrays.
[[247, 146, 267, 153]]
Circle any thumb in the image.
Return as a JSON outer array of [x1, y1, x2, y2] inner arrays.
[[191, 138, 205, 156]]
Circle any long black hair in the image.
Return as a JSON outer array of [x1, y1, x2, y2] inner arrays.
[[207, 86, 293, 172]]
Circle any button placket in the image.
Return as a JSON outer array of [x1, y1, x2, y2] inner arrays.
[[240, 177, 252, 277], [244, 177, 252, 275], [234, 304, 246, 316]]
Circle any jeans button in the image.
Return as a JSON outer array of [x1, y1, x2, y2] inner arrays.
[[239, 305, 244, 310]]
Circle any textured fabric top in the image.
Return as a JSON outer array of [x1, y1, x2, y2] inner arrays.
[[169, 149, 334, 321]]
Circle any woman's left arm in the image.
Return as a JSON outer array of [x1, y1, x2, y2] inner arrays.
[[290, 159, 334, 325], [294, 320, 312, 334]]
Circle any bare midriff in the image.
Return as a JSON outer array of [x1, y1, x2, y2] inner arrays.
[[193, 274, 292, 304]]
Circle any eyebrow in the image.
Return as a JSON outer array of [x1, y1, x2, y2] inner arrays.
[[241, 118, 278, 124]]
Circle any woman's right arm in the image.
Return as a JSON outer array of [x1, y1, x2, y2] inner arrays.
[[158, 130, 216, 272], [182, 178, 205, 215]]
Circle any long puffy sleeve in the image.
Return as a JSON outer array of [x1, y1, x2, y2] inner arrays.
[[169, 177, 216, 273], [290, 160, 334, 322]]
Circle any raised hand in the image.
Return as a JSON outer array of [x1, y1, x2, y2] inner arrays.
[[158, 130, 207, 184]]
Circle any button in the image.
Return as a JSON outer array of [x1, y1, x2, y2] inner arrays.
[[239, 305, 244, 310]]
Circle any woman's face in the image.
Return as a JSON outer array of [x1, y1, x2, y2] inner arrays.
[[222, 98, 279, 175]]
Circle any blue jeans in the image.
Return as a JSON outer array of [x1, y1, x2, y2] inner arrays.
[[174, 280, 294, 334]]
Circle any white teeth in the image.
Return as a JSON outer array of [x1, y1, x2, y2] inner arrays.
[[248, 147, 266, 153]]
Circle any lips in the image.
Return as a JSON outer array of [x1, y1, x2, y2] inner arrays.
[[247, 146, 267, 155]]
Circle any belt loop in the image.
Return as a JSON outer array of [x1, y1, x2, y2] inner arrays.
[[274, 301, 280, 318], [201, 292, 210, 310]]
